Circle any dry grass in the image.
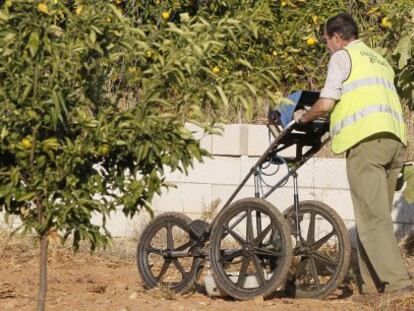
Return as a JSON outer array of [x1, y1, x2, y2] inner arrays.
[[1, 227, 413, 295], [201, 198, 221, 221], [0, 228, 137, 267], [399, 232, 414, 279]]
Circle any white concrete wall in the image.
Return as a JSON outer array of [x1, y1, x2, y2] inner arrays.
[[107, 123, 414, 239], [2, 124, 414, 239]]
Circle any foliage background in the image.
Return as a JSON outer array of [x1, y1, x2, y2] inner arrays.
[[101, 0, 414, 155]]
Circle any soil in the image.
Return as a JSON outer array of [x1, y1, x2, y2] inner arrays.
[[0, 236, 413, 311]]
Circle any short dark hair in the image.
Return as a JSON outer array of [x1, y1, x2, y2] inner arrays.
[[325, 13, 359, 40]]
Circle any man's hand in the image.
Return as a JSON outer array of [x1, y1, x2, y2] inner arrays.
[[293, 109, 307, 124], [294, 98, 336, 124]]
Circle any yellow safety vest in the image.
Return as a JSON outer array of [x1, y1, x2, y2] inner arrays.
[[330, 41, 406, 154]]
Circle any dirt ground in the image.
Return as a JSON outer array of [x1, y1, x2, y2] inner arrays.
[[1, 234, 414, 311]]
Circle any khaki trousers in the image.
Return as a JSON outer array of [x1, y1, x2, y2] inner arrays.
[[346, 134, 411, 293]]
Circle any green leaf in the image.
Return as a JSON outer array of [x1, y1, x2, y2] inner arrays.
[[393, 33, 413, 68], [16, 192, 36, 202], [26, 32, 40, 58], [237, 58, 253, 70], [88, 30, 96, 46], [215, 85, 229, 108], [0, 10, 9, 22], [1, 127, 9, 141], [0, 31, 15, 44], [108, 4, 125, 22], [0, 184, 12, 197]]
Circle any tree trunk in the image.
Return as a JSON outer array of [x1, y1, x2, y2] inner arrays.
[[37, 232, 49, 311]]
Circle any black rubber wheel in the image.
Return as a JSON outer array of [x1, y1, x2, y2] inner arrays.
[[209, 198, 292, 300], [137, 212, 202, 293], [283, 200, 351, 299]]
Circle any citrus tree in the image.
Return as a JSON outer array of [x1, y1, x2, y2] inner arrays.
[[0, 1, 284, 310]]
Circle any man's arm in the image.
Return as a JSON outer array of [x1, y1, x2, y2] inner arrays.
[[294, 98, 335, 124], [294, 49, 351, 124]]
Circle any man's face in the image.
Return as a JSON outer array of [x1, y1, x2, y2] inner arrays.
[[323, 31, 342, 54]]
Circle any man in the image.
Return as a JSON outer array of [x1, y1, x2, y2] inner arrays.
[[294, 13, 412, 296]]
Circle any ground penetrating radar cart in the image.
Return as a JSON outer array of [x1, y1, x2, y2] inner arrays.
[[137, 91, 351, 300]]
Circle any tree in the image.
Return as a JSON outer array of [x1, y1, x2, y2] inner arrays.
[[0, 1, 282, 310]]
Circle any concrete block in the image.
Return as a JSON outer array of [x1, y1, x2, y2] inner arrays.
[[212, 124, 248, 156], [247, 124, 296, 158], [247, 125, 272, 157], [313, 188, 354, 221], [240, 155, 295, 188], [185, 122, 213, 153], [152, 187, 185, 214], [296, 158, 315, 188], [93, 210, 139, 238], [152, 183, 212, 215], [313, 158, 349, 190], [211, 184, 294, 214], [164, 155, 245, 190], [393, 194, 414, 237], [262, 186, 295, 212], [239, 155, 257, 186], [211, 184, 255, 212], [168, 157, 241, 185]]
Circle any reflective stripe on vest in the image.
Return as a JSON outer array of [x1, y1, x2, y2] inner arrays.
[[330, 104, 404, 137], [342, 77, 397, 95]]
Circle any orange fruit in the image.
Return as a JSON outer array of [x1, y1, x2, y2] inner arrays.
[[162, 11, 170, 20], [381, 17, 392, 28], [21, 137, 32, 149], [306, 37, 317, 46], [75, 5, 83, 15], [37, 3, 49, 14], [100, 144, 110, 156]]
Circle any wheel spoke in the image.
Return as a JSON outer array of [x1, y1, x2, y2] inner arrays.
[[229, 211, 247, 231], [311, 230, 335, 250], [172, 259, 187, 277], [157, 260, 171, 281], [306, 211, 315, 244], [295, 257, 309, 279], [309, 257, 320, 287], [167, 223, 174, 249], [254, 247, 281, 257], [223, 224, 246, 247], [246, 208, 253, 242], [220, 212, 247, 241], [236, 255, 250, 288], [146, 247, 164, 256], [252, 254, 266, 286], [311, 250, 338, 268], [253, 224, 273, 246]]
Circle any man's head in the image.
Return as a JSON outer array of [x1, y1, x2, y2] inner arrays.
[[324, 13, 359, 54]]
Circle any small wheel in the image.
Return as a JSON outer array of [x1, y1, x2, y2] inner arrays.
[[209, 198, 292, 300], [284, 200, 351, 299], [137, 212, 203, 293]]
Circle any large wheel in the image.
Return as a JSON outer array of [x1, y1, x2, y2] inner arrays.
[[137, 212, 202, 293], [284, 200, 351, 299], [209, 198, 292, 300]]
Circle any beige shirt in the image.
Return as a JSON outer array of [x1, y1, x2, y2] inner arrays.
[[320, 40, 361, 100]]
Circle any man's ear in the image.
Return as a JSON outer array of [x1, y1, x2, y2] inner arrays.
[[333, 32, 342, 42]]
